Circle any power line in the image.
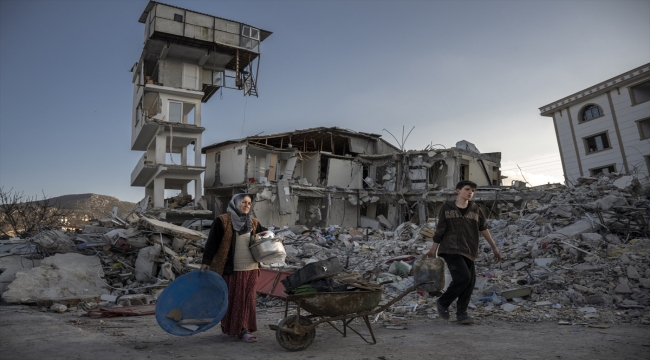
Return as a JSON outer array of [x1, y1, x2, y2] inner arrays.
[[501, 166, 561, 173], [502, 155, 560, 166], [500, 159, 561, 171], [501, 164, 562, 173]]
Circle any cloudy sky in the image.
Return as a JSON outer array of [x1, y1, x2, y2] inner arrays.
[[1, 0, 649, 203]]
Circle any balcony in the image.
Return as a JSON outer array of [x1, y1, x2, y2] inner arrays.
[[131, 152, 205, 187]]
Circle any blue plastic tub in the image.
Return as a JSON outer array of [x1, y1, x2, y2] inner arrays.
[[155, 270, 228, 336]]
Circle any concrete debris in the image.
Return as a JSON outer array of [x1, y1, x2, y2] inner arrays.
[[32, 230, 76, 254], [138, 218, 207, 241], [254, 172, 650, 327], [50, 303, 68, 313], [2, 172, 649, 327], [1, 253, 108, 305]]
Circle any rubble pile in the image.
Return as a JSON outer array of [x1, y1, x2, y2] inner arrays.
[[1, 173, 648, 326], [260, 173, 650, 325], [1, 211, 209, 308]]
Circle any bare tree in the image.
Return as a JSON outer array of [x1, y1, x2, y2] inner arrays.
[[0, 187, 72, 238]]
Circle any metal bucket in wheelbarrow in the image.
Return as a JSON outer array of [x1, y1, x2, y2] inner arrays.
[[155, 270, 228, 336]]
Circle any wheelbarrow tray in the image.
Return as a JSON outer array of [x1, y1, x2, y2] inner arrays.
[[286, 290, 382, 317]]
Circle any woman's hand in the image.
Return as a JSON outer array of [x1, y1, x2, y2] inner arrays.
[[200, 264, 209, 273]]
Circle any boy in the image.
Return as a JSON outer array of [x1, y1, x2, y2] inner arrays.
[[424, 180, 502, 324]]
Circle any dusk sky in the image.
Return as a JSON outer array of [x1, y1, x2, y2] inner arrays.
[[1, 0, 649, 203]]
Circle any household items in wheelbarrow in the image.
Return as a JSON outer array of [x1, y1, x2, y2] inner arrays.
[[282, 256, 382, 295], [249, 231, 286, 264], [281, 257, 343, 293], [291, 278, 348, 295]]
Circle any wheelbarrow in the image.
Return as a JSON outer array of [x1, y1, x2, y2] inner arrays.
[[270, 282, 428, 351]]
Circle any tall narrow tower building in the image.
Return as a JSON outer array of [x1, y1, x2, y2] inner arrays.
[[130, 1, 271, 208]]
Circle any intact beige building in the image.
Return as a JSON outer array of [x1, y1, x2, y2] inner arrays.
[[539, 63, 650, 184]]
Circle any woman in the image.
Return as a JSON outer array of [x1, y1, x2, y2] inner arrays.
[[201, 193, 266, 342]]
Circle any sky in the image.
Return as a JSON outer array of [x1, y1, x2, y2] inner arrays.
[[1, 0, 649, 203]]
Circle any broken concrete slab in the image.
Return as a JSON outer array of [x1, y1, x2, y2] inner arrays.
[[585, 294, 613, 305], [32, 230, 76, 254], [612, 175, 635, 190], [135, 244, 161, 282], [0, 256, 41, 295], [550, 219, 599, 240], [627, 266, 640, 280], [1, 253, 108, 304], [138, 217, 207, 240], [376, 215, 393, 230], [573, 264, 601, 272], [593, 195, 628, 210], [615, 283, 632, 294], [534, 258, 556, 267]]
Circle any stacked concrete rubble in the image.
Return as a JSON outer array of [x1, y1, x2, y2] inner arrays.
[[1, 212, 208, 311], [259, 173, 649, 326]]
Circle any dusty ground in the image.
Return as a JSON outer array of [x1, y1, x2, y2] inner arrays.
[[1, 304, 648, 360]]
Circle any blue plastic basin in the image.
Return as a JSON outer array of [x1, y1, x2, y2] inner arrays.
[[155, 270, 228, 336]]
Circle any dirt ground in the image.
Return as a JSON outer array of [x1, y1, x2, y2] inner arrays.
[[1, 304, 648, 360]]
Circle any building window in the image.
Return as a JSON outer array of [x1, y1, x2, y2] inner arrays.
[[168, 101, 182, 123], [173, 14, 183, 23], [637, 118, 650, 140], [590, 164, 616, 176], [580, 104, 603, 122], [242, 25, 260, 40], [182, 63, 199, 90], [459, 159, 469, 181], [583, 132, 611, 154], [630, 80, 650, 105]]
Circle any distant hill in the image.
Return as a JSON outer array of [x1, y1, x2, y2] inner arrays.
[[49, 193, 136, 224]]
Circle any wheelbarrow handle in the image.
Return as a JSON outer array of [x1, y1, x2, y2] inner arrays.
[[371, 281, 433, 314]]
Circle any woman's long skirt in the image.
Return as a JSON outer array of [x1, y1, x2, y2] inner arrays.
[[221, 270, 258, 336]]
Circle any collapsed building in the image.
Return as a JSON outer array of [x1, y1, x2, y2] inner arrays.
[[129, 1, 271, 209], [201, 127, 503, 229]]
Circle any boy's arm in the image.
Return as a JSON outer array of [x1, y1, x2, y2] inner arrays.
[[480, 229, 502, 262]]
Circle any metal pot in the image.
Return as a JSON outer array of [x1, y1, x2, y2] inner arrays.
[[249, 236, 286, 263]]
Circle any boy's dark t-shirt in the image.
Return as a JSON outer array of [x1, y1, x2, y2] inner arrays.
[[432, 201, 488, 261], [458, 205, 468, 216]]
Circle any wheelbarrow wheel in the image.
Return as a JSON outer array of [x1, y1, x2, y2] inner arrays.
[[275, 315, 316, 351]]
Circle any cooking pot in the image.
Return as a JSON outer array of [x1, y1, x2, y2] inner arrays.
[[249, 232, 286, 264]]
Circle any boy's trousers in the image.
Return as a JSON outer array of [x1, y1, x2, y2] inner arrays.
[[438, 254, 476, 315]]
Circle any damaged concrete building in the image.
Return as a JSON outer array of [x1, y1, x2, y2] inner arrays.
[[201, 127, 502, 229], [129, 1, 271, 208]]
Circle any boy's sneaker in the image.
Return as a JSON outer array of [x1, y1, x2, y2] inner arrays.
[[436, 300, 450, 320], [456, 313, 474, 325]]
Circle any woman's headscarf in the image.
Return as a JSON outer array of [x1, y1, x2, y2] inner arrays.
[[227, 193, 253, 233]]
